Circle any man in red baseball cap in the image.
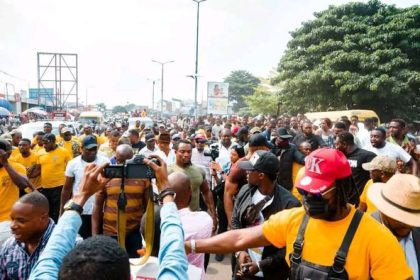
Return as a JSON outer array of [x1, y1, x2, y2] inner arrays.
[[185, 148, 412, 279]]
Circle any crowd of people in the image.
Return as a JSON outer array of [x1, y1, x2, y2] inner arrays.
[[0, 112, 419, 279]]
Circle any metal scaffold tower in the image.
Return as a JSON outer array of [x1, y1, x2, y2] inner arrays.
[[37, 52, 78, 109]]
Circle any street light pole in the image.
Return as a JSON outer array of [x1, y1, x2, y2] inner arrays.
[[152, 60, 174, 116], [152, 80, 156, 111], [193, 0, 206, 119]]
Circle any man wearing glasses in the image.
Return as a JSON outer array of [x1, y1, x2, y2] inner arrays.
[[191, 135, 211, 184], [186, 148, 413, 279], [60, 135, 109, 238]]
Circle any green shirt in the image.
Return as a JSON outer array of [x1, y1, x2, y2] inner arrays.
[[387, 135, 411, 147], [168, 163, 205, 211]]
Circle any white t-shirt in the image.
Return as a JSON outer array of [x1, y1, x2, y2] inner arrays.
[[191, 148, 211, 183], [65, 155, 110, 215], [365, 142, 411, 163], [139, 146, 159, 157], [153, 149, 176, 165], [247, 189, 273, 278], [215, 142, 235, 169]]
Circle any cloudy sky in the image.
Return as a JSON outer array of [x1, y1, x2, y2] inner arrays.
[[0, 0, 417, 108]]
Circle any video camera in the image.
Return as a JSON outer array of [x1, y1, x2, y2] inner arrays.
[[204, 143, 219, 161], [104, 155, 159, 179]]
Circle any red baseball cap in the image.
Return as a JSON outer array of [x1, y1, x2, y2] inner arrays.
[[297, 148, 351, 194]]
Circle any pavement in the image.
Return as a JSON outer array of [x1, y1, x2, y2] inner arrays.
[[206, 254, 232, 280]]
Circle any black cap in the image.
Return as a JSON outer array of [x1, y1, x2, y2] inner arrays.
[[236, 127, 249, 136], [249, 134, 269, 147], [43, 133, 56, 142], [277, 128, 293, 139], [238, 150, 280, 175], [82, 135, 98, 149], [145, 133, 155, 142]]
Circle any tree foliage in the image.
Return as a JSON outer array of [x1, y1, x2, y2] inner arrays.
[[245, 86, 279, 116], [112, 105, 127, 114], [245, 77, 281, 116], [224, 70, 260, 112], [273, 0, 420, 121], [124, 103, 137, 112], [96, 103, 106, 112]]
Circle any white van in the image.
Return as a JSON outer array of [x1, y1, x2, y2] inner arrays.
[[78, 111, 104, 125]]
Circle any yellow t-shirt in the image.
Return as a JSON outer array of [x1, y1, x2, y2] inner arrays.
[[359, 179, 377, 214], [32, 145, 45, 154], [291, 166, 305, 202], [56, 135, 63, 143], [291, 162, 304, 186], [10, 148, 20, 159], [262, 207, 412, 279], [0, 162, 27, 221], [12, 152, 42, 189], [59, 140, 81, 159], [79, 134, 105, 145], [37, 147, 72, 188]]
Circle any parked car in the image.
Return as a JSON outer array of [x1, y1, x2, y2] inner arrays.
[[17, 121, 80, 139], [128, 117, 153, 129]]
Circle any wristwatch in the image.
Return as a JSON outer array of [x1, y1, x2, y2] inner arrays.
[[63, 200, 83, 215], [158, 188, 176, 203]]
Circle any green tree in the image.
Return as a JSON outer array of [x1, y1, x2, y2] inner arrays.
[[224, 70, 260, 112], [112, 105, 127, 114], [96, 103, 106, 112], [245, 78, 280, 115], [124, 103, 137, 112], [273, 0, 420, 121]]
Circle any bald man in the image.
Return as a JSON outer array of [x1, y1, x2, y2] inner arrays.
[[171, 172, 212, 279], [0, 192, 55, 279], [92, 144, 150, 258]]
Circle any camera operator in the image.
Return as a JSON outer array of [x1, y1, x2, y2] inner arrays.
[[92, 144, 150, 258], [29, 155, 189, 280]]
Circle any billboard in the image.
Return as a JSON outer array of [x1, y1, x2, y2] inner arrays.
[[29, 88, 54, 100], [207, 97, 229, 115], [207, 82, 229, 115], [207, 82, 229, 98]]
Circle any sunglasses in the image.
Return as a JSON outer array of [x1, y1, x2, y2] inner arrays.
[[298, 186, 336, 200], [196, 140, 206, 144]]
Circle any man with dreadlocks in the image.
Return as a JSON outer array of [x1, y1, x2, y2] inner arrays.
[[185, 148, 412, 279]]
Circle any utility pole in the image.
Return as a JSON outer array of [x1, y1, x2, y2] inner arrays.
[[192, 0, 206, 119], [152, 60, 174, 116]]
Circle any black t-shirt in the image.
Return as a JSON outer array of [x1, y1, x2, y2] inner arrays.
[[132, 141, 146, 153], [346, 147, 376, 195]]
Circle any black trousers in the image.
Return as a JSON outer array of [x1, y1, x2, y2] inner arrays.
[[110, 230, 143, 258], [79, 215, 92, 239], [39, 186, 63, 223]]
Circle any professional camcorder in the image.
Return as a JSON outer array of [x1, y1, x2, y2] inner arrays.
[[104, 155, 159, 179], [204, 143, 220, 161]]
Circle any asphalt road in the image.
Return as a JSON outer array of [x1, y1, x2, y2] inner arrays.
[[206, 254, 232, 280]]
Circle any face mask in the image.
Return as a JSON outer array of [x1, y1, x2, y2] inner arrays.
[[303, 196, 329, 217]]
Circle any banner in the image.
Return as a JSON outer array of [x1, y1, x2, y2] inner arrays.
[[207, 82, 229, 115], [207, 97, 228, 115]]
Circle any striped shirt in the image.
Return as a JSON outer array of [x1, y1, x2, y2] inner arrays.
[[0, 219, 55, 280], [98, 179, 149, 236]]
